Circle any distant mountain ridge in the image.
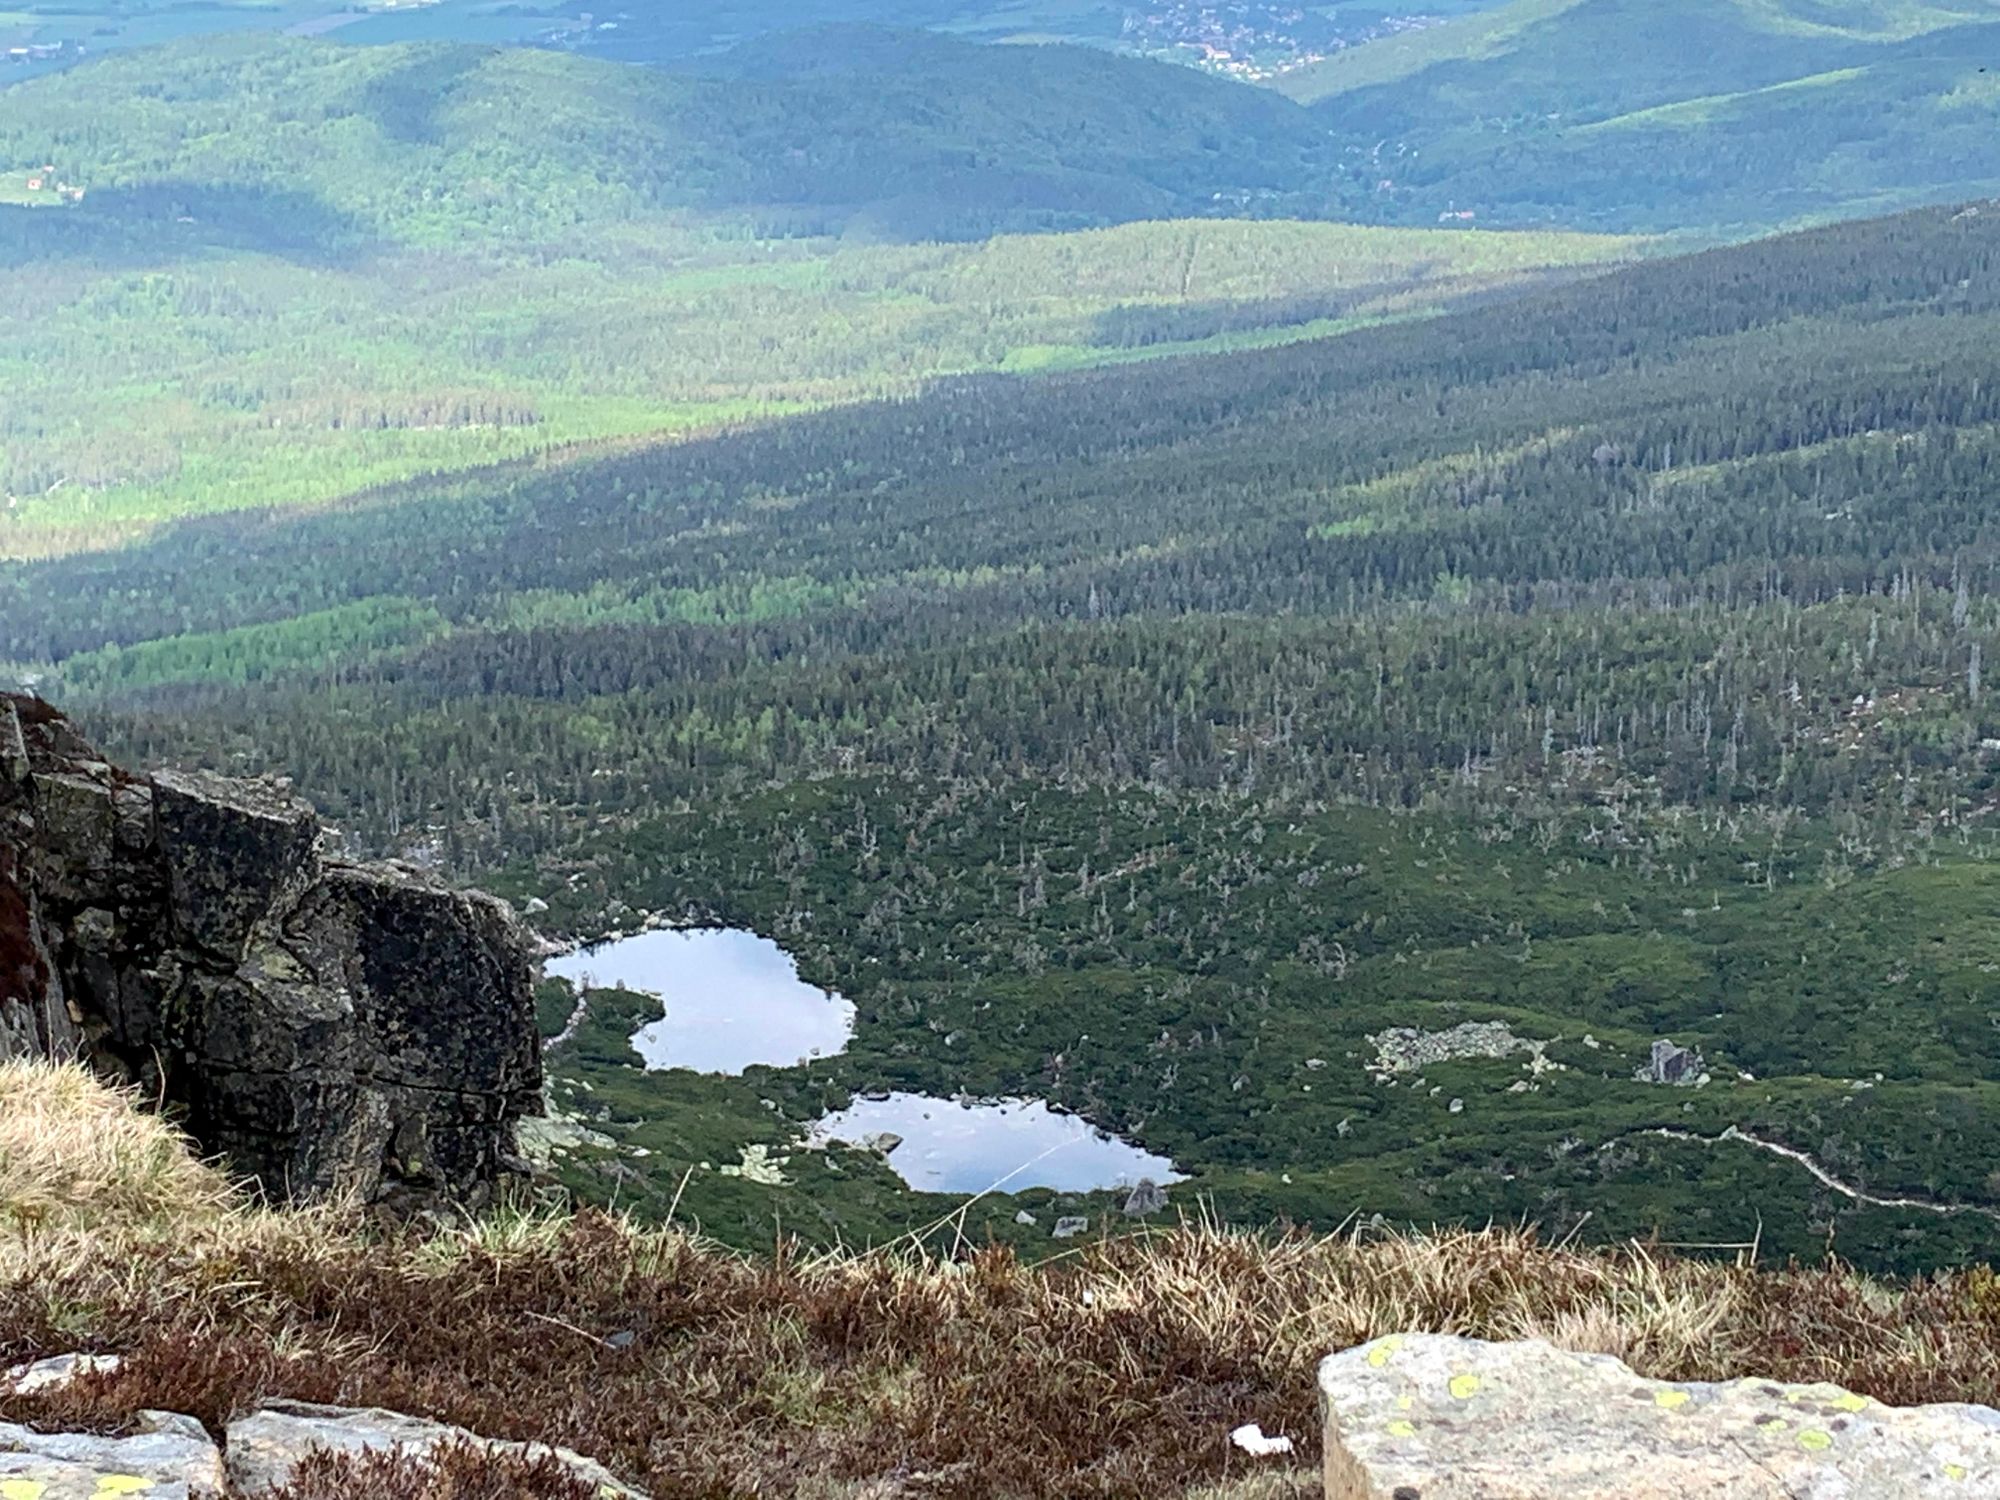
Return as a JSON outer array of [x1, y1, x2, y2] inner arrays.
[[0, 30, 1348, 250], [7, 6, 1995, 252], [1279, 0, 2000, 230]]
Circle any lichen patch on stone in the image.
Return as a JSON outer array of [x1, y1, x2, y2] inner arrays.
[[1319, 1334, 2000, 1498]]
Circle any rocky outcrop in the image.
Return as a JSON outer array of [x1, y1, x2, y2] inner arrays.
[[0, 694, 539, 1209], [1641, 1037, 1706, 1086], [1320, 1333, 2000, 1497]]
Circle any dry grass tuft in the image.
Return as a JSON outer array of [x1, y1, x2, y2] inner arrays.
[[262, 1441, 602, 1500], [0, 1059, 237, 1234], [3, 1066, 2000, 1496], [6, 1211, 2000, 1497]]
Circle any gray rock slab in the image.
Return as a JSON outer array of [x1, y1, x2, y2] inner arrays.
[[3, 1354, 123, 1396], [224, 1400, 646, 1497], [0, 1414, 225, 1497], [1320, 1333, 2000, 1498], [151, 769, 321, 959]]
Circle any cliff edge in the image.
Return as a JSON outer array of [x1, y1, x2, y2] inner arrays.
[[0, 694, 539, 1209]]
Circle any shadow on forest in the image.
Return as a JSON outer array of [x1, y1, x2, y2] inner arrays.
[[355, 48, 490, 147], [1081, 265, 1613, 351], [0, 181, 377, 269]]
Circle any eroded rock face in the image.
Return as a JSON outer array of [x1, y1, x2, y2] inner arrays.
[[1320, 1333, 2000, 1498], [0, 694, 539, 1208]]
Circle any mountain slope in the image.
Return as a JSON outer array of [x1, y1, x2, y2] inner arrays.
[[8, 11, 1992, 251], [15, 203, 2000, 1268], [0, 30, 1349, 249], [12, 1070, 2000, 1500], [0, 30, 1638, 557], [1277, 0, 2000, 231], [1278, 0, 1998, 104]]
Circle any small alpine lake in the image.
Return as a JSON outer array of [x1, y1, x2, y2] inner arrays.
[[544, 927, 856, 1076], [545, 928, 1181, 1196], [811, 1092, 1184, 1195]]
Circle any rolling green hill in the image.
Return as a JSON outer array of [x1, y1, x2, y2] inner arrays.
[[0, 34, 1638, 558], [1278, 0, 1999, 104], [16, 202, 2000, 1268], [0, 31, 1355, 250], [10, 7, 1994, 247], [1278, 0, 2000, 231], [0, 0, 1512, 75]]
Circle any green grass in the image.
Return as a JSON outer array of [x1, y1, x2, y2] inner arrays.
[[1579, 65, 1873, 132], [1272, 0, 1590, 102]]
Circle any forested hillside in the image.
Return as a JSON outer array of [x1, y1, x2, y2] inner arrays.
[[12, 203, 2000, 1267], [6, 5, 1994, 560], [0, 35, 1643, 559], [13, 1, 1994, 238], [1, 31, 1351, 248], [1279, 0, 2000, 230]]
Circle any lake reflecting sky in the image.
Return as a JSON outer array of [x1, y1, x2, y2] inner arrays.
[[812, 1092, 1182, 1194], [544, 927, 855, 1075]]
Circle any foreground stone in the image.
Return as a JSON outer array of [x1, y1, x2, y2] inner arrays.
[[0, 694, 540, 1208], [3, 1353, 123, 1396], [0, 1411, 225, 1498], [225, 1400, 646, 1497], [1320, 1334, 2000, 1497]]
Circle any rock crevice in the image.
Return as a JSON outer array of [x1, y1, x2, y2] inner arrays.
[[0, 694, 539, 1209]]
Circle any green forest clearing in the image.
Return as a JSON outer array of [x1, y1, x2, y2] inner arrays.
[[0, 217, 1639, 559]]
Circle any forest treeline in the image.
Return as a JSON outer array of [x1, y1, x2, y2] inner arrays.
[[10, 10, 1996, 565], [11, 203, 2000, 840]]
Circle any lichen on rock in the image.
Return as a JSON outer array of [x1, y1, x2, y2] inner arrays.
[[1320, 1333, 2000, 1497], [0, 1411, 225, 1499]]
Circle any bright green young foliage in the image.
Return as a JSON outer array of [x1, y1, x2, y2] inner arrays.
[[41, 597, 448, 697]]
